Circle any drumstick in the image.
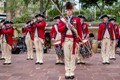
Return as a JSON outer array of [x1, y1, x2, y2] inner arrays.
[[51, 0, 94, 54]]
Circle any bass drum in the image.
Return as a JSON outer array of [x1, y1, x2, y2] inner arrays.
[[79, 39, 92, 58]]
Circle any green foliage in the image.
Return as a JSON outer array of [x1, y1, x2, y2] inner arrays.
[[12, 10, 32, 23], [12, 17, 25, 23], [73, 11, 79, 16], [47, 9, 60, 21], [80, 0, 118, 7], [80, 0, 118, 14]]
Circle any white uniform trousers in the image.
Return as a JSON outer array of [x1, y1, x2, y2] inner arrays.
[[34, 37, 44, 63], [63, 39, 78, 76], [101, 38, 111, 63], [109, 40, 117, 59], [2, 42, 12, 63], [25, 38, 33, 59], [0, 39, 5, 58]]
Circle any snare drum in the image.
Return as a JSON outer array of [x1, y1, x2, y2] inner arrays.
[[79, 39, 92, 58]]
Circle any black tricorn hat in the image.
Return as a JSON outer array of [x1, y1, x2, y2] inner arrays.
[[77, 14, 86, 19], [53, 15, 61, 20], [41, 14, 45, 18], [26, 20, 31, 24], [0, 19, 6, 23], [3, 20, 13, 25], [35, 13, 45, 18], [109, 17, 116, 22], [100, 14, 109, 19], [65, 2, 73, 10]]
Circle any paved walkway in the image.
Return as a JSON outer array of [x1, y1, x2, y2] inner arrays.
[[0, 49, 120, 80]]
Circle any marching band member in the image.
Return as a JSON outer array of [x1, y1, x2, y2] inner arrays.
[[0, 20, 14, 65], [0, 19, 6, 60], [22, 20, 34, 60], [33, 14, 46, 65], [77, 14, 89, 64], [50, 15, 64, 65], [109, 18, 119, 60], [58, 2, 82, 79], [98, 14, 114, 64]]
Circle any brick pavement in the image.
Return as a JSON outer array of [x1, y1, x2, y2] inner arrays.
[[0, 49, 120, 80]]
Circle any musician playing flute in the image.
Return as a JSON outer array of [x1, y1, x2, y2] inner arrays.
[[0, 19, 6, 60], [109, 18, 119, 60], [50, 15, 64, 65], [77, 14, 89, 64], [98, 14, 114, 64], [58, 2, 82, 79], [0, 20, 14, 65], [33, 14, 46, 65], [22, 20, 34, 60]]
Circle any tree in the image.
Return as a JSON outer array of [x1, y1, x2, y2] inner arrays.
[[5, 0, 23, 19], [80, 0, 118, 15]]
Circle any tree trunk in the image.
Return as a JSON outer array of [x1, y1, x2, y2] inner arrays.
[[43, 0, 50, 15], [101, 0, 105, 15], [95, 2, 104, 15], [6, 0, 12, 19], [40, 0, 44, 14], [4, 2, 6, 13]]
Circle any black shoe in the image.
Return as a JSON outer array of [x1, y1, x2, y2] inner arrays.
[[60, 62, 64, 65], [0, 58, 5, 60], [35, 62, 40, 65], [3, 63, 7, 65], [65, 76, 70, 79], [39, 63, 43, 65], [80, 62, 86, 65], [110, 58, 116, 60], [102, 62, 106, 65], [30, 58, 34, 60], [77, 62, 81, 65], [106, 62, 110, 64], [55, 63, 60, 65], [26, 58, 30, 60], [77, 62, 85, 65], [113, 58, 116, 60], [7, 63, 12, 65], [70, 76, 75, 79]]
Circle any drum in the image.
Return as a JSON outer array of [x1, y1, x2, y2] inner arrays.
[[13, 38, 19, 45], [91, 40, 98, 54], [79, 39, 92, 58], [55, 45, 63, 56], [52, 40, 61, 46]]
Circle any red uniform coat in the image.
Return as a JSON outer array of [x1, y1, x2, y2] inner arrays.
[[112, 24, 119, 39], [82, 22, 89, 37], [58, 17, 82, 42], [119, 28, 120, 37], [98, 22, 114, 40], [0, 27, 14, 46], [58, 16, 82, 54], [50, 25, 57, 38], [22, 26, 34, 40], [33, 21, 46, 39]]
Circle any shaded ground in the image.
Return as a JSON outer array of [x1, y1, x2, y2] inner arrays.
[[0, 49, 120, 80]]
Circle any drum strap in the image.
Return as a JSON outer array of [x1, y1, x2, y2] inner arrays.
[[54, 24, 61, 40], [54, 25, 59, 33]]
